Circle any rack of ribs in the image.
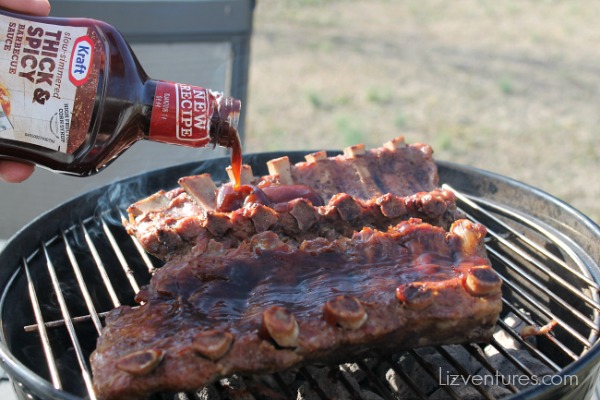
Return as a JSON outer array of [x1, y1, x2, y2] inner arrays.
[[91, 218, 502, 400], [92, 137, 503, 399], [125, 137, 462, 261]]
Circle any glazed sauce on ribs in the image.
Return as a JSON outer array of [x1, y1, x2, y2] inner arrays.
[[180, 250, 461, 325], [216, 185, 267, 211], [216, 184, 324, 212], [261, 186, 324, 206]]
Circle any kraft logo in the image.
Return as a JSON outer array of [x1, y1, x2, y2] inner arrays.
[[69, 36, 94, 86]]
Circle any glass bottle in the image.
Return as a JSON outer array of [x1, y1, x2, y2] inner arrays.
[[0, 9, 242, 177]]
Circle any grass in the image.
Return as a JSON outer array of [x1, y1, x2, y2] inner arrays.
[[247, 0, 600, 223], [498, 76, 514, 95], [366, 87, 393, 105], [335, 115, 364, 146]]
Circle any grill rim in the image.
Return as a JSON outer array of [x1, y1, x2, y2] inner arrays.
[[0, 153, 599, 400]]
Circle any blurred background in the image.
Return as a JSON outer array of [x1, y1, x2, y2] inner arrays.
[[1, 0, 598, 241], [245, 0, 599, 225]]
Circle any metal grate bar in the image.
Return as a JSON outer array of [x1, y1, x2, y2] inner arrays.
[[62, 232, 103, 335], [477, 215, 599, 313], [23, 311, 114, 333], [129, 234, 157, 274], [118, 211, 157, 275], [486, 199, 599, 290], [23, 258, 62, 390], [501, 299, 579, 361], [495, 320, 561, 371], [490, 246, 598, 332], [383, 355, 429, 400], [445, 184, 600, 295], [42, 244, 97, 400], [100, 217, 141, 294], [81, 220, 121, 307], [497, 269, 593, 348], [409, 350, 462, 400], [272, 372, 295, 398], [436, 345, 495, 400], [488, 231, 600, 312], [461, 344, 519, 394]]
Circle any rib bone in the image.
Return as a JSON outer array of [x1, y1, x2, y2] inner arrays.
[[396, 282, 435, 310], [226, 164, 254, 185], [116, 349, 164, 376], [128, 192, 169, 216], [267, 156, 293, 185], [343, 144, 366, 157], [451, 220, 487, 256], [262, 306, 299, 347], [324, 295, 368, 330], [383, 136, 406, 150], [350, 157, 381, 198], [304, 151, 327, 163], [464, 266, 503, 297], [178, 174, 217, 211], [191, 330, 234, 360]]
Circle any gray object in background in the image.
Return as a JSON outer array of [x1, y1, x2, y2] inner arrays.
[[0, 0, 254, 239]]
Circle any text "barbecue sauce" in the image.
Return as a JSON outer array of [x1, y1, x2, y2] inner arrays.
[[0, 9, 242, 179]]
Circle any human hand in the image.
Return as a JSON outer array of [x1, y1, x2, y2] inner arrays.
[[0, 0, 50, 182], [0, 0, 50, 16]]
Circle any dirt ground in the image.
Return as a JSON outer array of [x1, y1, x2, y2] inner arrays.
[[244, 0, 599, 224]]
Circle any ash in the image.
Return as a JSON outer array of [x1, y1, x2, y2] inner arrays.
[[177, 312, 556, 400]]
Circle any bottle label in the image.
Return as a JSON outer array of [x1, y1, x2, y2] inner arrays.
[[149, 81, 213, 147], [0, 15, 99, 153]]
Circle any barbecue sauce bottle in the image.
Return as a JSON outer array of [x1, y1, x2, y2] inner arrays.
[[0, 9, 242, 178]]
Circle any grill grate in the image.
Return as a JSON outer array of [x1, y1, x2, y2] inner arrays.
[[8, 186, 600, 400]]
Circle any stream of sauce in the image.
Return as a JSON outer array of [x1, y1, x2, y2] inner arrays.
[[217, 128, 323, 212], [230, 133, 243, 189], [221, 131, 324, 212]]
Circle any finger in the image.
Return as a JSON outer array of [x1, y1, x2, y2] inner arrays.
[[0, 160, 35, 183], [1, 0, 51, 16]]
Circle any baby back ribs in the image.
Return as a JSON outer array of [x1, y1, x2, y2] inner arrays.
[[125, 137, 462, 261], [91, 218, 502, 400]]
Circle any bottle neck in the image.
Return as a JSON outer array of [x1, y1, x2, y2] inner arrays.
[[142, 79, 241, 150]]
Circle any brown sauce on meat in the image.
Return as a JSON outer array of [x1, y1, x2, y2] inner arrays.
[[216, 184, 269, 212], [216, 184, 324, 212], [163, 248, 466, 328], [261, 185, 324, 207]]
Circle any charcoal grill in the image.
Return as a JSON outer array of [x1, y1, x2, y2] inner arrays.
[[1, 151, 599, 400]]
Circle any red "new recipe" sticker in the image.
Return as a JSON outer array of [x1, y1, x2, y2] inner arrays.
[[149, 81, 213, 147]]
